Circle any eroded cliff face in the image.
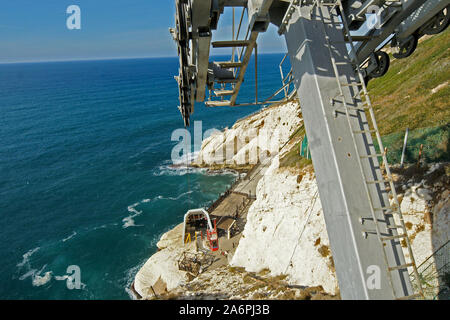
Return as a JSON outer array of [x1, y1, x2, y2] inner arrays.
[[230, 156, 339, 294], [231, 159, 449, 298], [133, 99, 449, 299], [193, 101, 302, 169], [392, 163, 449, 298], [133, 224, 188, 298]]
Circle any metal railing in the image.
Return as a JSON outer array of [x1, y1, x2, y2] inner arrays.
[[410, 240, 450, 299]]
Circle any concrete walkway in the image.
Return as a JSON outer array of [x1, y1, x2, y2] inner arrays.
[[232, 156, 273, 196]]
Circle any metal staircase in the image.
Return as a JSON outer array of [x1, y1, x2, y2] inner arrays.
[[205, 6, 261, 108], [206, 35, 256, 107], [312, 0, 424, 300]]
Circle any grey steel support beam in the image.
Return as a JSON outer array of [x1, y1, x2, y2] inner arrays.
[[396, 0, 449, 41], [221, 0, 248, 7], [192, 0, 212, 102], [248, 0, 274, 31], [283, 5, 414, 299], [195, 36, 212, 102], [354, 0, 427, 62], [341, 0, 387, 29]]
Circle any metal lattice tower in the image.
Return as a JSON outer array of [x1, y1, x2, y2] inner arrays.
[[170, 0, 449, 299]]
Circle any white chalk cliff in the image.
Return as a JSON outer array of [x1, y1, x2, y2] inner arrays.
[[193, 101, 302, 167], [230, 156, 339, 294], [133, 100, 449, 299]]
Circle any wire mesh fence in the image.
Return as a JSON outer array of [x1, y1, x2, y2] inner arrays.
[[376, 124, 449, 165], [410, 240, 450, 300]]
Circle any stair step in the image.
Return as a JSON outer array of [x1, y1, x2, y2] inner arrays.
[[340, 82, 363, 87], [366, 179, 391, 184], [396, 293, 422, 300], [334, 61, 354, 66], [353, 90, 364, 99], [387, 225, 404, 229], [215, 78, 238, 84], [360, 153, 383, 158], [214, 90, 234, 97], [344, 35, 376, 42], [353, 129, 377, 134], [217, 61, 243, 68], [373, 205, 393, 211], [212, 40, 250, 48], [388, 262, 414, 271], [345, 106, 369, 111], [381, 234, 407, 241], [205, 100, 232, 107]]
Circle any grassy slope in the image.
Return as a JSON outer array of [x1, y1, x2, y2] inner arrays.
[[281, 28, 449, 167], [368, 28, 450, 136]]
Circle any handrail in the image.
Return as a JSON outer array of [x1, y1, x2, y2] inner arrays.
[[412, 240, 450, 273]]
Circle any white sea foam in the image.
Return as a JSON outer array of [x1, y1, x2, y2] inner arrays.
[[19, 269, 37, 281], [122, 216, 144, 228], [62, 231, 77, 242], [125, 287, 138, 300], [172, 151, 200, 165], [122, 202, 144, 228], [54, 274, 87, 289], [152, 152, 207, 177], [155, 190, 193, 201], [153, 154, 241, 177], [122, 189, 197, 228], [19, 264, 52, 287], [92, 223, 111, 231], [32, 271, 52, 287], [152, 164, 206, 177], [123, 262, 145, 300], [17, 247, 40, 268], [206, 169, 239, 177], [127, 202, 141, 214]]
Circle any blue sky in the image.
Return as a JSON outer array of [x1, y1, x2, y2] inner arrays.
[[0, 1, 286, 63]]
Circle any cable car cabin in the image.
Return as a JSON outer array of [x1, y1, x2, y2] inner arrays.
[[186, 213, 208, 229], [206, 219, 219, 252], [207, 231, 219, 252], [182, 209, 218, 252]]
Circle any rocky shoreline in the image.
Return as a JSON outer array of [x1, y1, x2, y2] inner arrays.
[[132, 100, 449, 300]]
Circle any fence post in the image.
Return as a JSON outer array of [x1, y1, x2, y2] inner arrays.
[[417, 144, 424, 168], [400, 128, 409, 167], [300, 137, 304, 157], [382, 147, 388, 168]]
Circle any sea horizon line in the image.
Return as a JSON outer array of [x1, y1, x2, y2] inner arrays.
[[0, 52, 286, 65]]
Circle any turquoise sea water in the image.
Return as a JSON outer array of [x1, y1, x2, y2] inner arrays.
[[0, 54, 288, 299]]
